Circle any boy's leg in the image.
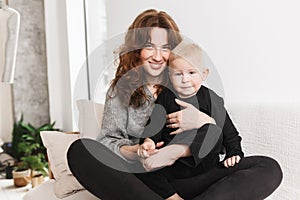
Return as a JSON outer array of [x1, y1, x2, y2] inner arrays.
[[67, 138, 163, 200], [171, 156, 282, 200]]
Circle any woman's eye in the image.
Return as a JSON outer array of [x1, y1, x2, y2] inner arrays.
[[161, 45, 171, 52], [189, 71, 197, 75], [175, 73, 182, 76], [144, 43, 154, 49]]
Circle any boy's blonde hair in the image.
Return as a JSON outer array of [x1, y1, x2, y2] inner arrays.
[[169, 40, 206, 72]]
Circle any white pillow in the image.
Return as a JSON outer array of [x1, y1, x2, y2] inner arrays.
[[41, 131, 84, 198], [77, 99, 104, 139], [40, 100, 104, 198]]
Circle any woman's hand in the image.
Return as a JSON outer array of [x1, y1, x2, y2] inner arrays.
[[141, 144, 189, 171], [223, 155, 241, 168], [137, 138, 164, 159], [167, 99, 215, 135]]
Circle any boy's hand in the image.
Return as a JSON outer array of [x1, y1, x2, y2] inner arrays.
[[223, 155, 241, 168], [141, 144, 186, 171], [137, 138, 163, 159]]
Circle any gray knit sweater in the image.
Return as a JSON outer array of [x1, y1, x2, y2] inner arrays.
[[97, 86, 155, 161]]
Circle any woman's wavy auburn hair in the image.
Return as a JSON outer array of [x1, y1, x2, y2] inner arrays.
[[109, 9, 182, 108]]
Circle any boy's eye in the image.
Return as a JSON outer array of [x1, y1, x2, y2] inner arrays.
[[189, 71, 197, 75], [174, 73, 182, 76]]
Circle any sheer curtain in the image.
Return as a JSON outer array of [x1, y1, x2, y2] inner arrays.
[[84, 0, 108, 103]]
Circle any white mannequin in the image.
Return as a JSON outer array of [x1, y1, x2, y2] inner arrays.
[[0, 0, 20, 83], [0, 0, 20, 143]]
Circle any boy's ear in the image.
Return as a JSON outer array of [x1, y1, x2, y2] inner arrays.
[[201, 68, 209, 81]]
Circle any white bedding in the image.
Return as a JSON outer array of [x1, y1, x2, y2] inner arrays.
[[23, 102, 300, 200], [23, 180, 98, 200], [227, 104, 300, 199]]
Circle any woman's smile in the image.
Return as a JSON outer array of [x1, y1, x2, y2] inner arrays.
[[148, 61, 163, 70]]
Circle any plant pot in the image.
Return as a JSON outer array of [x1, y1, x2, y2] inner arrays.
[[31, 173, 44, 188], [12, 169, 31, 187]]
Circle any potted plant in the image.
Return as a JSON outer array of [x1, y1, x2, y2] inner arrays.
[[13, 134, 47, 187], [11, 116, 59, 187]]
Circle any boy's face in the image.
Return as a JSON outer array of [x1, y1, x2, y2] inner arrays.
[[169, 58, 208, 98]]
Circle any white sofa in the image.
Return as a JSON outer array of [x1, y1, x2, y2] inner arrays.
[[23, 101, 300, 200], [227, 103, 300, 200]]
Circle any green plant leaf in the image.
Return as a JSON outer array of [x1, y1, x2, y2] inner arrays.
[[11, 115, 59, 168]]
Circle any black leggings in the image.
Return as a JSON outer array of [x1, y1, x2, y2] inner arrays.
[[67, 138, 282, 200]]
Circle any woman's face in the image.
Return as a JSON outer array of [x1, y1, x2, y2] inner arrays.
[[140, 28, 171, 81]]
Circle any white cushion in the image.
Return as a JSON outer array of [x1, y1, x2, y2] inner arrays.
[[40, 131, 84, 198], [77, 99, 104, 139], [34, 100, 104, 199]]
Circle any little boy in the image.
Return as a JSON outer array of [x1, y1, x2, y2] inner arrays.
[[136, 41, 244, 200]]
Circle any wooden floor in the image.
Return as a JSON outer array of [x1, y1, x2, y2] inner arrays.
[[0, 177, 30, 200]]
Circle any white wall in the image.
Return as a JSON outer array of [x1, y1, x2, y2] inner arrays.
[[105, 0, 300, 104], [44, 0, 72, 131], [44, 0, 89, 131], [44, 0, 105, 131], [44, 0, 300, 130]]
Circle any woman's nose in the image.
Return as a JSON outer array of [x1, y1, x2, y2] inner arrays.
[[152, 49, 163, 61]]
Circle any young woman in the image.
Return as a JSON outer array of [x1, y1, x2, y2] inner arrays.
[[67, 9, 282, 200], [67, 9, 182, 200]]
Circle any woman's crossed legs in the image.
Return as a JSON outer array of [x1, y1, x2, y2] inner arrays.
[[172, 156, 282, 200], [67, 138, 282, 200]]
